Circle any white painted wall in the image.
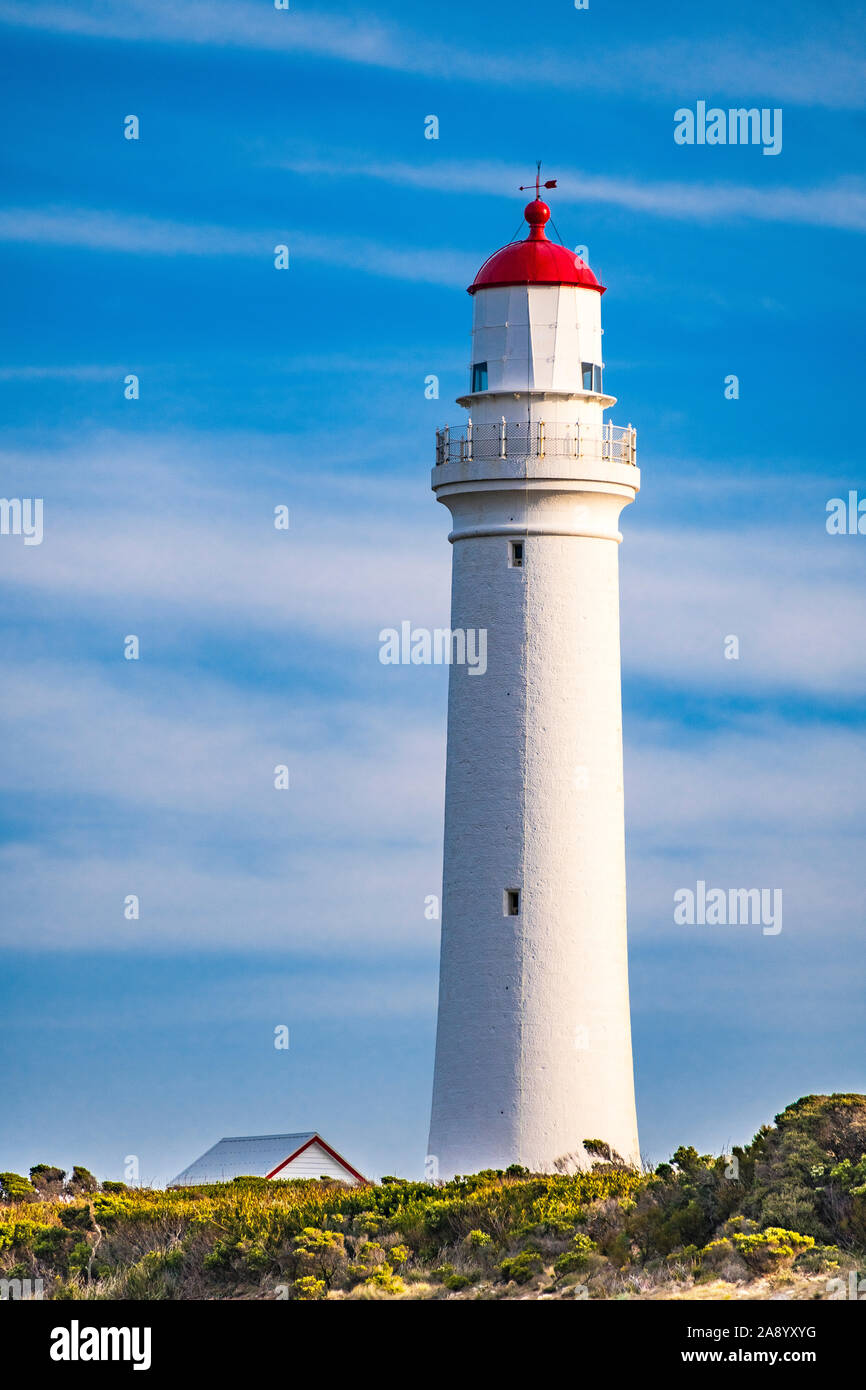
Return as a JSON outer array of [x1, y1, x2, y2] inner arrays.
[[279, 1141, 359, 1184], [427, 279, 641, 1178], [467, 283, 607, 424]]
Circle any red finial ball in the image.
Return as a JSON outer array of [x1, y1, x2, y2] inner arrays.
[[523, 199, 551, 242], [524, 198, 551, 227]]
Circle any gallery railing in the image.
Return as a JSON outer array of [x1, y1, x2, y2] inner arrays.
[[435, 420, 637, 467]]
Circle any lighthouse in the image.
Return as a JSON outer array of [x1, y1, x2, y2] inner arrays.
[[427, 176, 641, 1178]]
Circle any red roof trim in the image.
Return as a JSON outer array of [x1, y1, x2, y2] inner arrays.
[[469, 274, 605, 295], [265, 1134, 368, 1185]]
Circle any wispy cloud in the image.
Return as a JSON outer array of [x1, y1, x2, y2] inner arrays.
[[622, 524, 866, 699], [0, 663, 446, 954], [0, 433, 448, 638], [3, 152, 863, 292], [1, 1, 864, 108], [277, 155, 866, 234], [0, 206, 474, 284], [0, 364, 122, 381], [0, 429, 864, 962], [2, 664, 864, 955], [2, 432, 864, 695]]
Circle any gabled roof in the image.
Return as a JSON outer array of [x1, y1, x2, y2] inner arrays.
[[169, 1131, 366, 1187]]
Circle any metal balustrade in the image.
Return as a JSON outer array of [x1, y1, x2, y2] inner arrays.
[[435, 420, 636, 467]]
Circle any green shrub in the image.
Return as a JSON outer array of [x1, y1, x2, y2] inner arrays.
[[499, 1249, 543, 1284], [363, 1263, 403, 1292], [353, 1211, 383, 1235], [293, 1276, 327, 1300], [68, 1168, 99, 1195], [466, 1229, 493, 1249], [68, 1241, 91, 1274], [59, 1206, 94, 1232], [0, 1173, 36, 1202], [32, 1226, 74, 1264], [119, 1249, 185, 1300], [292, 1228, 347, 1288], [796, 1243, 843, 1273], [731, 1227, 815, 1274], [554, 1233, 597, 1277], [29, 1166, 65, 1195], [348, 1240, 388, 1285]]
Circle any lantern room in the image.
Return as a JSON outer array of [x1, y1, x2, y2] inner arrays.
[[457, 198, 616, 428]]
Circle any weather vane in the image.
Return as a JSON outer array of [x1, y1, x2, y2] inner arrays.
[[519, 160, 557, 199]]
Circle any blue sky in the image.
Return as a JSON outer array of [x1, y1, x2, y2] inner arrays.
[[0, 0, 864, 1185]]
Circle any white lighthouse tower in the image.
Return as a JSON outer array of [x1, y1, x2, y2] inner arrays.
[[427, 176, 641, 1177]]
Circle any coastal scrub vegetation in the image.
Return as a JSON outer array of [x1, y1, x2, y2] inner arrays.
[[1, 1094, 864, 1301]]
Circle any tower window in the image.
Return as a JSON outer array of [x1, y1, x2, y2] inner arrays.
[[504, 889, 520, 917], [508, 541, 523, 568], [471, 361, 488, 392], [582, 362, 602, 393]]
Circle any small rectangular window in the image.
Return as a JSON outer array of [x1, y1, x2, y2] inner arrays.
[[593, 364, 603, 393], [508, 541, 523, 568], [504, 889, 520, 917], [582, 361, 593, 391], [471, 362, 488, 392]]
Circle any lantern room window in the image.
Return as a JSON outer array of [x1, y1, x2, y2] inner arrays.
[[582, 362, 602, 393], [471, 362, 488, 392]]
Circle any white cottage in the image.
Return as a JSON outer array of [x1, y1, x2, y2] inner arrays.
[[169, 1132, 366, 1187]]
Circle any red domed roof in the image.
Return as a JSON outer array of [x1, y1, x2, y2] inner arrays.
[[469, 199, 604, 295]]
